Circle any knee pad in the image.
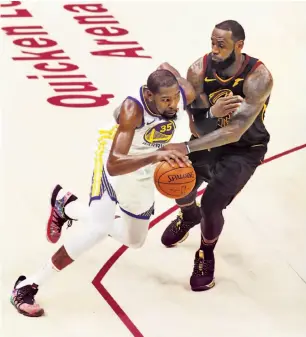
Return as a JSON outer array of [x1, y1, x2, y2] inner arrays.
[[119, 211, 149, 249], [128, 236, 146, 249]]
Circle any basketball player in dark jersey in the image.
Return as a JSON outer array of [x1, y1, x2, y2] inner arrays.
[[160, 20, 273, 291]]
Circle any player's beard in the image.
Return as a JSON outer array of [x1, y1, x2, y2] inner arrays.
[[211, 48, 236, 72], [162, 109, 178, 120], [154, 103, 178, 120]]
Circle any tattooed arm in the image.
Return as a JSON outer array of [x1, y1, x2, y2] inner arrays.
[[186, 57, 210, 108], [186, 56, 220, 137], [186, 64, 273, 152]]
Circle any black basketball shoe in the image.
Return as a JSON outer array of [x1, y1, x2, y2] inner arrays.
[[161, 204, 201, 247], [190, 249, 215, 291]]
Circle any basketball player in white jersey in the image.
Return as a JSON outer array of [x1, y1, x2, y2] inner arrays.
[[10, 66, 195, 317]]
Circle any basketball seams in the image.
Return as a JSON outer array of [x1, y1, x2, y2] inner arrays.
[[154, 161, 167, 182], [158, 181, 195, 185], [159, 171, 195, 180], [157, 181, 195, 198], [158, 167, 195, 184], [154, 161, 196, 199]]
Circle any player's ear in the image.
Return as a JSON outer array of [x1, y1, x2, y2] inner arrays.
[[146, 90, 154, 102], [236, 40, 244, 51]]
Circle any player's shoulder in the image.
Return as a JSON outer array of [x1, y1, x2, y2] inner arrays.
[[116, 91, 144, 127], [246, 54, 271, 73], [122, 96, 144, 116], [244, 61, 273, 98], [187, 54, 208, 95], [122, 86, 145, 111], [243, 53, 272, 84], [248, 61, 273, 84], [188, 54, 207, 75]]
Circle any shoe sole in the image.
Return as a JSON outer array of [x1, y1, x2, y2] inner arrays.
[[46, 207, 58, 244], [46, 184, 63, 244], [191, 279, 216, 292]]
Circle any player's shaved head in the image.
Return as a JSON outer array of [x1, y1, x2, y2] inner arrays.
[[215, 20, 245, 42], [147, 69, 178, 94]]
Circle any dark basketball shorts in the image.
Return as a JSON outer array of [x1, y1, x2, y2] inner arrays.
[[176, 138, 267, 207]]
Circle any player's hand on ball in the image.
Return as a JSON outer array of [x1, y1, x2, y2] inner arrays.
[[155, 150, 191, 168], [211, 92, 243, 118]]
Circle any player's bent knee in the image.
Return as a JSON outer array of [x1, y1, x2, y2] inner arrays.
[[89, 226, 109, 242], [124, 229, 148, 249], [120, 212, 150, 249], [128, 236, 146, 249], [200, 185, 232, 215]]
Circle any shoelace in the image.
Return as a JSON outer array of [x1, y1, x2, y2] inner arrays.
[[51, 211, 72, 233], [170, 217, 183, 233], [170, 214, 193, 234], [193, 257, 214, 276], [15, 285, 37, 307]]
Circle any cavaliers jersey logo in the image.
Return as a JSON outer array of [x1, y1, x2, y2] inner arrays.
[[144, 120, 176, 147], [218, 114, 232, 128], [208, 89, 233, 105], [208, 89, 234, 128]]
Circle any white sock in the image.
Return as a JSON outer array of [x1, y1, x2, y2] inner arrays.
[[64, 199, 89, 220], [16, 259, 58, 288]]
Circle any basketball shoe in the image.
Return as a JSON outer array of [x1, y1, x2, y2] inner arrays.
[[46, 184, 77, 244], [161, 204, 201, 247], [10, 276, 44, 317], [190, 249, 215, 291]]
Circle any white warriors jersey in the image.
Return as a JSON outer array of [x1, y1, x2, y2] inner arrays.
[[90, 85, 189, 217]]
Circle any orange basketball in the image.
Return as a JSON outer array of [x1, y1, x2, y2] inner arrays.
[[154, 161, 196, 199]]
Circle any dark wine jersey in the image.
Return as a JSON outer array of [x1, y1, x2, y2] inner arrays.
[[202, 53, 270, 147]]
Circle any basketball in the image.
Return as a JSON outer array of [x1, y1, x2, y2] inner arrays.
[[154, 161, 196, 199]]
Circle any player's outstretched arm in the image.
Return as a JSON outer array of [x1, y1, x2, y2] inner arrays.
[[185, 64, 273, 152], [106, 99, 190, 176]]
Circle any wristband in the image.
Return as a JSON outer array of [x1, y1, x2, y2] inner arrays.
[[184, 141, 191, 154], [206, 108, 215, 118]]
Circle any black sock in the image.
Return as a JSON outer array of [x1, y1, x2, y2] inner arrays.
[[200, 237, 217, 260], [181, 202, 201, 222]]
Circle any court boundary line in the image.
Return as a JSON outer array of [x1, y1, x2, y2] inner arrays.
[[92, 143, 306, 337]]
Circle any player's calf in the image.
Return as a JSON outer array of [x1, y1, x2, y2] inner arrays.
[[46, 184, 77, 244]]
